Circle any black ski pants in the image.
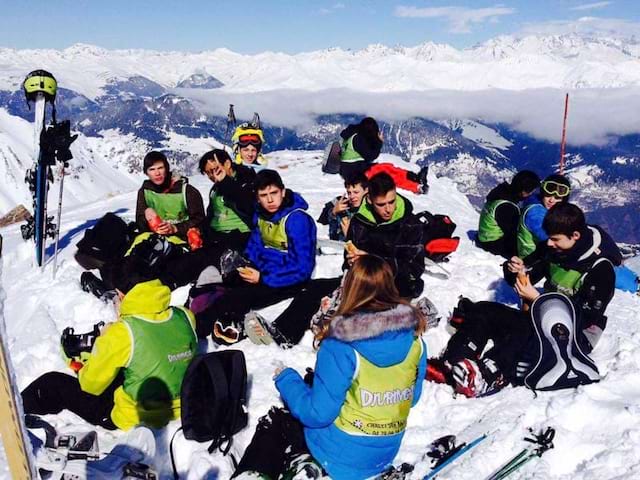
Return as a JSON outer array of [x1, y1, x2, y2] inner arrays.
[[442, 301, 533, 383], [21, 372, 121, 430], [232, 407, 315, 479], [271, 277, 342, 345], [195, 282, 306, 339]]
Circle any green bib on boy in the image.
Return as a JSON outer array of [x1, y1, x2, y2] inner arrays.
[[478, 199, 518, 243], [340, 134, 364, 163], [210, 191, 250, 233], [144, 184, 188, 224], [334, 338, 422, 437], [121, 307, 196, 403], [517, 204, 538, 258]]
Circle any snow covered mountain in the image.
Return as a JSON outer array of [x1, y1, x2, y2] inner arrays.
[[1, 34, 639, 95], [1, 152, 639, 479]]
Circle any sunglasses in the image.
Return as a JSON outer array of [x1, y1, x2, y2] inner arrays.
[[213, 320, 241, 344], [542, 180, 570, 198], [237, 134, 262, 147]]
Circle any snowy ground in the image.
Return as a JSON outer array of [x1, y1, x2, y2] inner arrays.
[[1, 151, 639, 479]]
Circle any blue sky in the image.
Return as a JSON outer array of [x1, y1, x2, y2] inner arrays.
[[0, 1, 639, 53]]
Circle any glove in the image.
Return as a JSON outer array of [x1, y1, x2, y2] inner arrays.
[[62, 350, 91, 373]]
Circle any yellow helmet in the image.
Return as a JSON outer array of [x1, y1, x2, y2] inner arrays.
[[23, 70, 57, 103], [231, 123, 265, 148]]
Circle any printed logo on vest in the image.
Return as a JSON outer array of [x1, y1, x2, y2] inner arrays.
[[167, 350, 194, 363], [360, 386, 414, 407]]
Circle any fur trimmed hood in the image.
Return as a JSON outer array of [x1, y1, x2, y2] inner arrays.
[[328, 304, 418, 342]]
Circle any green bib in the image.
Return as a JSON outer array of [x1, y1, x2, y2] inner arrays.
[[258, 209, 308, 252], [209, 190, 250, 233], [334, 338, 422, 437], [143, 184, 188, 224], [478, 199, 518, 243], [547, 263, 586, 296], [121, 307, 197, 404], [516, 204, 539, 258], [340, 134, 364, 163]]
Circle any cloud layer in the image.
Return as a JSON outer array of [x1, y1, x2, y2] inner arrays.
[[177, 87, 640, 146], [395, 4, 515, 33]]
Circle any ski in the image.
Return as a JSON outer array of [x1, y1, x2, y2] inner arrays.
[[423, 433, 488, 479], [0, 238, 37, 478], [377, 432, 489, 480], [484, 427, 555, 480], [22, 70, 77, 270]]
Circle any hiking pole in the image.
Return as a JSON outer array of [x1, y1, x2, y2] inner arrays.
[[485, 427, 555, 480], [52, 161, 66, 279], [559, 93, 569, 175], [224, 104, 236, 153]]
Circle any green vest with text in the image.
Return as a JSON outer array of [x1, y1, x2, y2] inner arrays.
[[121, 307, 197, 403], [144, 184, 189, 224], [478, 199, 518, 243], [209, 190, 250, 233], [340, 134, 364, 163], [516, 204, 539, 258], [334, 338, 422, 437]]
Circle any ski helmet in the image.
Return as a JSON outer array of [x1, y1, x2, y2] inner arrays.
[[23, 70, 57, 104], [232, 123, 264, 151]]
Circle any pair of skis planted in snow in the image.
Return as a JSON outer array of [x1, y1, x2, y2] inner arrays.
[[21, 70, 77, 275], [379, 426, 555, 480]]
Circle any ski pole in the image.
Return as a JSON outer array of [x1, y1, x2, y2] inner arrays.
[[225, 104, 236, 152], [484, 427, 555, 480], [52, 162, 66, 279]]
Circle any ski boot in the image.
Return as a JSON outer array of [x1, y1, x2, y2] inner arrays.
[[80, 271, 117, 301]]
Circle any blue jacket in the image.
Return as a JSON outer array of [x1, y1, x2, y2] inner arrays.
[[522, 197, 548, 242], [244, 189, 317, 288], [276, 305, 427, 479]]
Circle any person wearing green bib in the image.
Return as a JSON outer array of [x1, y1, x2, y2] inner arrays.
[[232, 255, 427, 480], [477, 170, 540, 258], [135, 151, 205, 241], [21, 279, 198, 430], [427, 203, 618, 397]]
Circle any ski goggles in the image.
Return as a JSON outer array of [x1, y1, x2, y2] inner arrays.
[[213, 320, 241, 344], [541, 180, 570, 198], [237, 134, 262, 147]]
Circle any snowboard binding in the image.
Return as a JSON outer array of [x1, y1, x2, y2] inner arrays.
[[61, 322, 105, 359]]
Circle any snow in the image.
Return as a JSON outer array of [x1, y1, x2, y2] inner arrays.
[[1, 150, 639, 478]]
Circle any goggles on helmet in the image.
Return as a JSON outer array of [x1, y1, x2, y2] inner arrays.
[[237, 134, 262, 147], [542, 180, 570, 198]]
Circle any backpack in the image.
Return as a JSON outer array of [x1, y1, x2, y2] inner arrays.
[[322, 141, 342, 174], [416, 211, 460, 262], [170, 350, 248, 477], [75, 212, 135, 268], [524, 293, 600, 391]]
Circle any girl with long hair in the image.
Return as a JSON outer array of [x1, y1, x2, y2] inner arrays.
[[233, 255, 428, 480]]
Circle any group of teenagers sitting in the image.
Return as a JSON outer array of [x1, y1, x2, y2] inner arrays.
[[19, 118, 639, 479]]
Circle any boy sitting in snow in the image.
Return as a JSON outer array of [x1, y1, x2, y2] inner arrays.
[[429, 203, 616, 397], [317, 172, 368, 242]]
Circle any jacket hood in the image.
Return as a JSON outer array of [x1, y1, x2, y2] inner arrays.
[[257, 189, 309, 223], [328, 304, 420, 366], [120, 279, 172, 320], [356, 194, 412, 226], [486, 182, 518, 203]]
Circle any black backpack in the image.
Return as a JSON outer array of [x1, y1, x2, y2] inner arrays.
[[170, 350, 248, 478], [75, 212, 135, 268], [416, 210, 460, 262]]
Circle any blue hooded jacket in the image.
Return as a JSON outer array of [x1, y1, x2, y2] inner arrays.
[[276, 305, 427, 479], [522, 196, 548, 243], [244, 189, 317, 288]]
